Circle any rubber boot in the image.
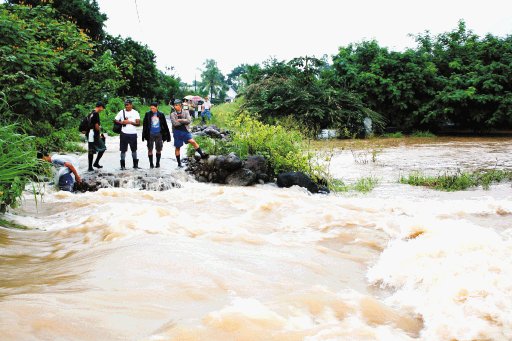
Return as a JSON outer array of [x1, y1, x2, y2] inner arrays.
[[88, 153, 94, 171], [149, 155, 154, 169], [93, 151, 104, 169], [156, 154, 161, 168], [133, 159, 139, 169], [196, 147, 208, 159], [120, 160, 126, 170]]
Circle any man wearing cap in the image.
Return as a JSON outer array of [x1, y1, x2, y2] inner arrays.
[[114, 99, 141, 170], [170, 99, 207, 168], [142, 102, 171, 168], [87, 101, 107, 171]]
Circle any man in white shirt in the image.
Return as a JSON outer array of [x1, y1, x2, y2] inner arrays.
[[114, 99, 141, 170], [201, 96, 212, 124]]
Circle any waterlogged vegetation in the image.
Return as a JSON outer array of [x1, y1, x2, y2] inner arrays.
[[400, 169, 512, 191], [329, 177, 379, 193]]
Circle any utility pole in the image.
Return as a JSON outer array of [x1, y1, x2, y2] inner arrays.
[[194, 74, 197, 93]]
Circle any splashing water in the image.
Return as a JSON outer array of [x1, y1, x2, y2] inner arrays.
[[1, 137, 511, 340]]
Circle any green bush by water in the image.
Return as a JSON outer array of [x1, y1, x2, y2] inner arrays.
[[190, 99, 327, 181], [400, 169, 512, 191]]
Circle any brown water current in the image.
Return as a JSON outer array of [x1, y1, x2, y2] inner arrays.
[[1, 137, 511, 340]]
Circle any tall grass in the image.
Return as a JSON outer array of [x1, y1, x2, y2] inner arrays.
[[328, 177, 379, 193], [400, 169, 512, 191], [0, 124, 50, 212]]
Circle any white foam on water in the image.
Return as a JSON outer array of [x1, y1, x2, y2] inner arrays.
[[2, 177, 512, 340], [368, 211, 512, 340]]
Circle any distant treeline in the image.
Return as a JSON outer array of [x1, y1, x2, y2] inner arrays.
[[231, 21, 512, 136]]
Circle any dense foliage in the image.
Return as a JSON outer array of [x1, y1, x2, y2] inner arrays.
[[236, 21, 512, 135], [0, 2, 182, 148], [329, 21, 512, 132], [242, 57, 384, 137], [0, 4, 96, 125], [7, 0, 107, 40]]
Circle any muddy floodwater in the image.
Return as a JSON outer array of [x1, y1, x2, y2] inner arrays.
[[1, 136, 511, 340]]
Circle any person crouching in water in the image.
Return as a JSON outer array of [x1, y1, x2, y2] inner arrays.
[[170, 99, 207, 168], [142, 102, 171, 168], [37, 151, 82, 192]]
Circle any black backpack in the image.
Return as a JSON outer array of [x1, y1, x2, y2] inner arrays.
[[78, 112, 93, 134]]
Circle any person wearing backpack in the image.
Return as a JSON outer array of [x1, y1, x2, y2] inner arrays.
[[87, 101, 107, 171], [114, 99, 141, 170], [142, 102, 171, 168]]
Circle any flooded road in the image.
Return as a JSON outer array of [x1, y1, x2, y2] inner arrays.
[[1, 137, 511, 340]]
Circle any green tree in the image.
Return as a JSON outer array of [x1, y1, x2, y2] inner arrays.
[[243, 57, 383, 137], [200, 59, 228, 102], [153, 70, 182, 103], [0, 4, 94, 126], [415, 21, 512, 130], [240, 64, 262, 88], [7, 0, 107, 41], [101, 35, 159, 100], [330, 40, 438, 130], [74, 50, 125, 103], [226, 64, 249, 92]]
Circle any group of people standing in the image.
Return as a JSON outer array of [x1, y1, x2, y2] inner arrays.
[[181, 95, 212, 124], [38, 97, 210, 192]]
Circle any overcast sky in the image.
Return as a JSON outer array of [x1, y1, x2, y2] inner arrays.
[[96, 0, 512, 83]]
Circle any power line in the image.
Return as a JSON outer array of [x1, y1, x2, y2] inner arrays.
[[134, 0, 141, 23]]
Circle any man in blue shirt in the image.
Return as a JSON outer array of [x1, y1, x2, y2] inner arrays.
[[142, 102, 171, 168]]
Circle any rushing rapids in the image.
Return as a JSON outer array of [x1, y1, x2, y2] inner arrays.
[[1, 137, 511, 340]]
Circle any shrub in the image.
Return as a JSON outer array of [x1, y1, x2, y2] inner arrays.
[[191, 99, 327, 180], [34, 127, 85, 153]]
